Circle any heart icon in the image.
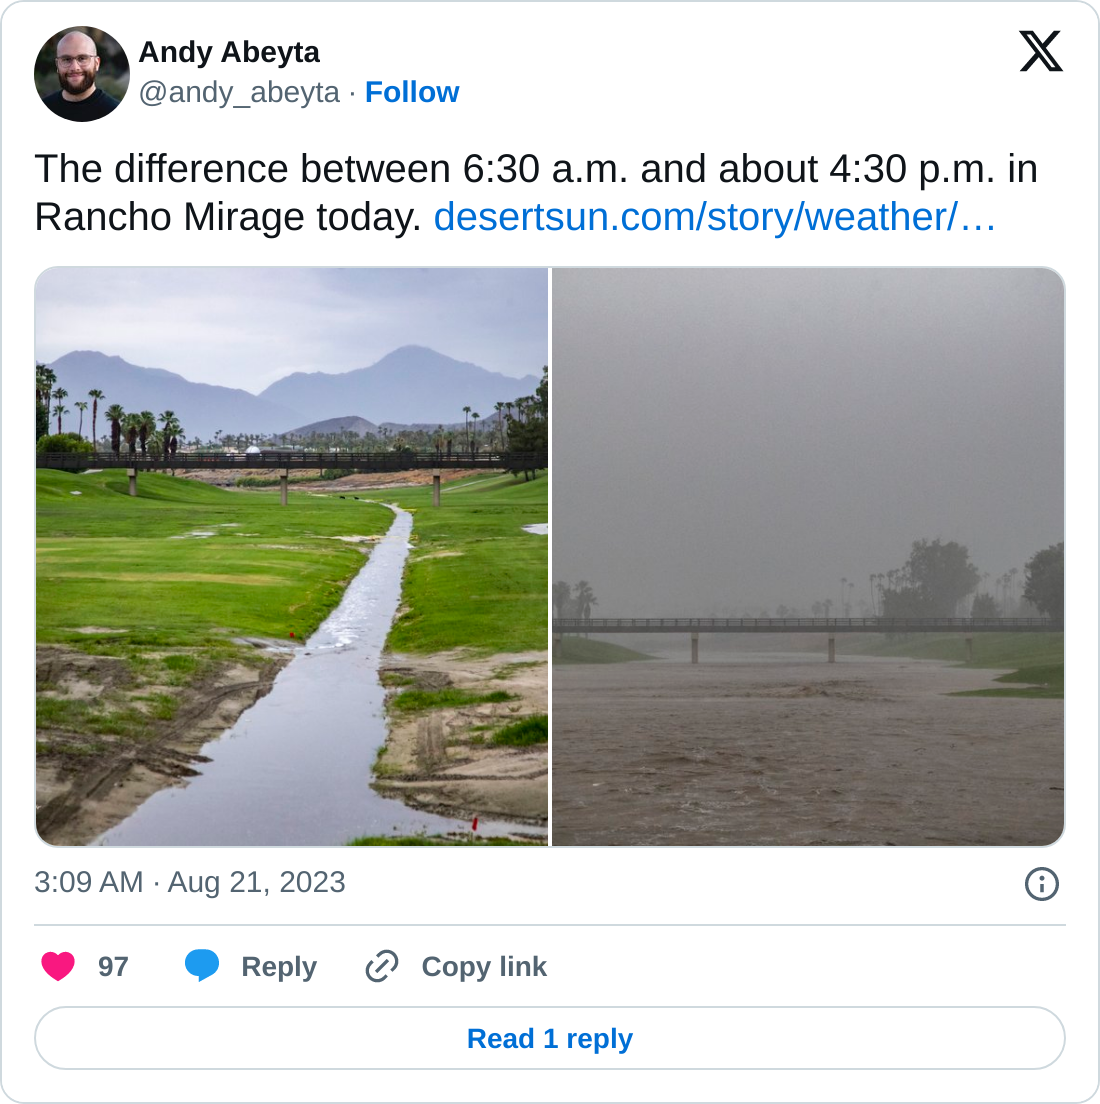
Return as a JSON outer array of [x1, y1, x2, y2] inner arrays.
[[41, 952, 74, 981]]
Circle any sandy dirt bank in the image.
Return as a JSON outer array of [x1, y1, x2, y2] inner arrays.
[[373, 650, 548, 825], [36, 644, 289, 845]]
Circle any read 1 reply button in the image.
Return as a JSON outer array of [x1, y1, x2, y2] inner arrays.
[[36, 1007, 1065, 1070]]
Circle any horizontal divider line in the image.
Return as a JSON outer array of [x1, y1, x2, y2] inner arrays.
[[33, 922, 1067, 928]]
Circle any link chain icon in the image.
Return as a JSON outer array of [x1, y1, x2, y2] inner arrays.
[[365, 949, 399, 982]]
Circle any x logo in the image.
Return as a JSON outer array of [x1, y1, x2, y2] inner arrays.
[[1020, 30, 1062, 71]]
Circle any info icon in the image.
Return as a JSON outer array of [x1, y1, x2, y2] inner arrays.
[[1024, 867, 1059, 901]]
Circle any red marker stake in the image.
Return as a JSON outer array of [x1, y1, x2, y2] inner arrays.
[[472, 817, 479, 832]]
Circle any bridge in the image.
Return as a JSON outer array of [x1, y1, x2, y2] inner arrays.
[[38, 450, 547, 505], [552, 616, 1063, 663]]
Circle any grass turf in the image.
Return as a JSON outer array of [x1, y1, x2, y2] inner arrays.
[[845, 631, 1064, 700], [38, 468, 547, 656], [953, 663, 1064, 699], [554, 637, 653, 664], [381, 471, 547, 654], [387, 688, 519, 714], [491, 714, 548, 746], [38, 470, 395, 647]]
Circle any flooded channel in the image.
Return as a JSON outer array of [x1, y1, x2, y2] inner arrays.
[[553, 652, 1063, 846], [100, 507, 532, 845]]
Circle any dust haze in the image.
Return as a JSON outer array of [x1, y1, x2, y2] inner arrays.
[[553, 269, 1063, 616]]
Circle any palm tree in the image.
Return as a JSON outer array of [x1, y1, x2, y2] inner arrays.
[[494, 402, 505, 450], [87, 389, 104, 448], [552, 581, 572, 619], [159, 413, 183, 464], [74, 401, 88, 439], [36, 364, 56, 409], [37, 366, 57, 436], [52, 387, 68, 433], [105, 404, 124, 457], [53, 404, 69, 434], [138, 411, 156, 457], [462, 406, 471, 454], [158, 410, 179, 460], [123, 413, 141, 456], [573, 581, 597, 622], [471, 412, 480, 455]]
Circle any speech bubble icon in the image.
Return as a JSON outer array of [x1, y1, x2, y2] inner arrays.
[[185, 949, 219, 981]]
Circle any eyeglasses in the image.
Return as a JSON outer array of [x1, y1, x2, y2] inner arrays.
[[56, 55, 95, 67]]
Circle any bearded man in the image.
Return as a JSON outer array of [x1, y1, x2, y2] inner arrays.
[[42, 31, 119, 120]]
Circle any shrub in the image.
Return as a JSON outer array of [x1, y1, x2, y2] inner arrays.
[[37, 433, 94, 455]]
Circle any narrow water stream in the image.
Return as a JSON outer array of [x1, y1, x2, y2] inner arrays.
[[100, 506, 536, 845]]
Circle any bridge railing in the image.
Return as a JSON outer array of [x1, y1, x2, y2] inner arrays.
[[36, 450, 548, 471], [552, 616, 1063, 634]]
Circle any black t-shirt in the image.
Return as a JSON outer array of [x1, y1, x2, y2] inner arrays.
[[42, 87, 119, 121]]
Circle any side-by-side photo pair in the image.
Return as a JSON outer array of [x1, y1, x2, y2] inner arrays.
[[36, 267, 1062, 848]]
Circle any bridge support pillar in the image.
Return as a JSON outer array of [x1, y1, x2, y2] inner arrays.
[[827, 635, 836, 663], [127, 468, 137, 497], [690, 632, 699, 664], [280, 474, 288, 506], [965, 635, 973, 663], [432, 470, 441, 507]]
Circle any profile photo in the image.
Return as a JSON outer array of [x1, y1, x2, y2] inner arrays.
[[35, 27, 128, 121]]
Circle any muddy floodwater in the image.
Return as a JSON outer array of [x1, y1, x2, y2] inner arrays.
[[552, 654, 1063, 846], [100, 507, 531, 845]]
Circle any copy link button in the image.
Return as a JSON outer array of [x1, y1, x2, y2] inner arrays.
[[365, 950, 399, 982]]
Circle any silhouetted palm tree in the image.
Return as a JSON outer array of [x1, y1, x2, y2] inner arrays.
[[36, 364, 56, 409], [124, 413, 141, 456], [573, 581, 597, 621], [138, 411, 156, 457], [52, 387, 68, 433], [74, 401, 88, 439], [105, 404, 124, 457], [87, 389, 104, 448]]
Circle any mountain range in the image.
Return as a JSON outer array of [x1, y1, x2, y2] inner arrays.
[[45, 347, 542, 443]]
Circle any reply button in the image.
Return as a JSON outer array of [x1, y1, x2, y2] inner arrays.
[[36, 1006, 1065, 1070]]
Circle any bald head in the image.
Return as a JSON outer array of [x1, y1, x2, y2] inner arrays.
[[57, 31, 96, 56], [55, 31, 100, 101]]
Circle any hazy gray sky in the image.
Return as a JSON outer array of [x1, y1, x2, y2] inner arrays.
[[36, 268, 547, 391], [554, 269, 1064, 616]]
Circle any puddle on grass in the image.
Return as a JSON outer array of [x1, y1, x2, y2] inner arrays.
[[100, 506, 540, 845]]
